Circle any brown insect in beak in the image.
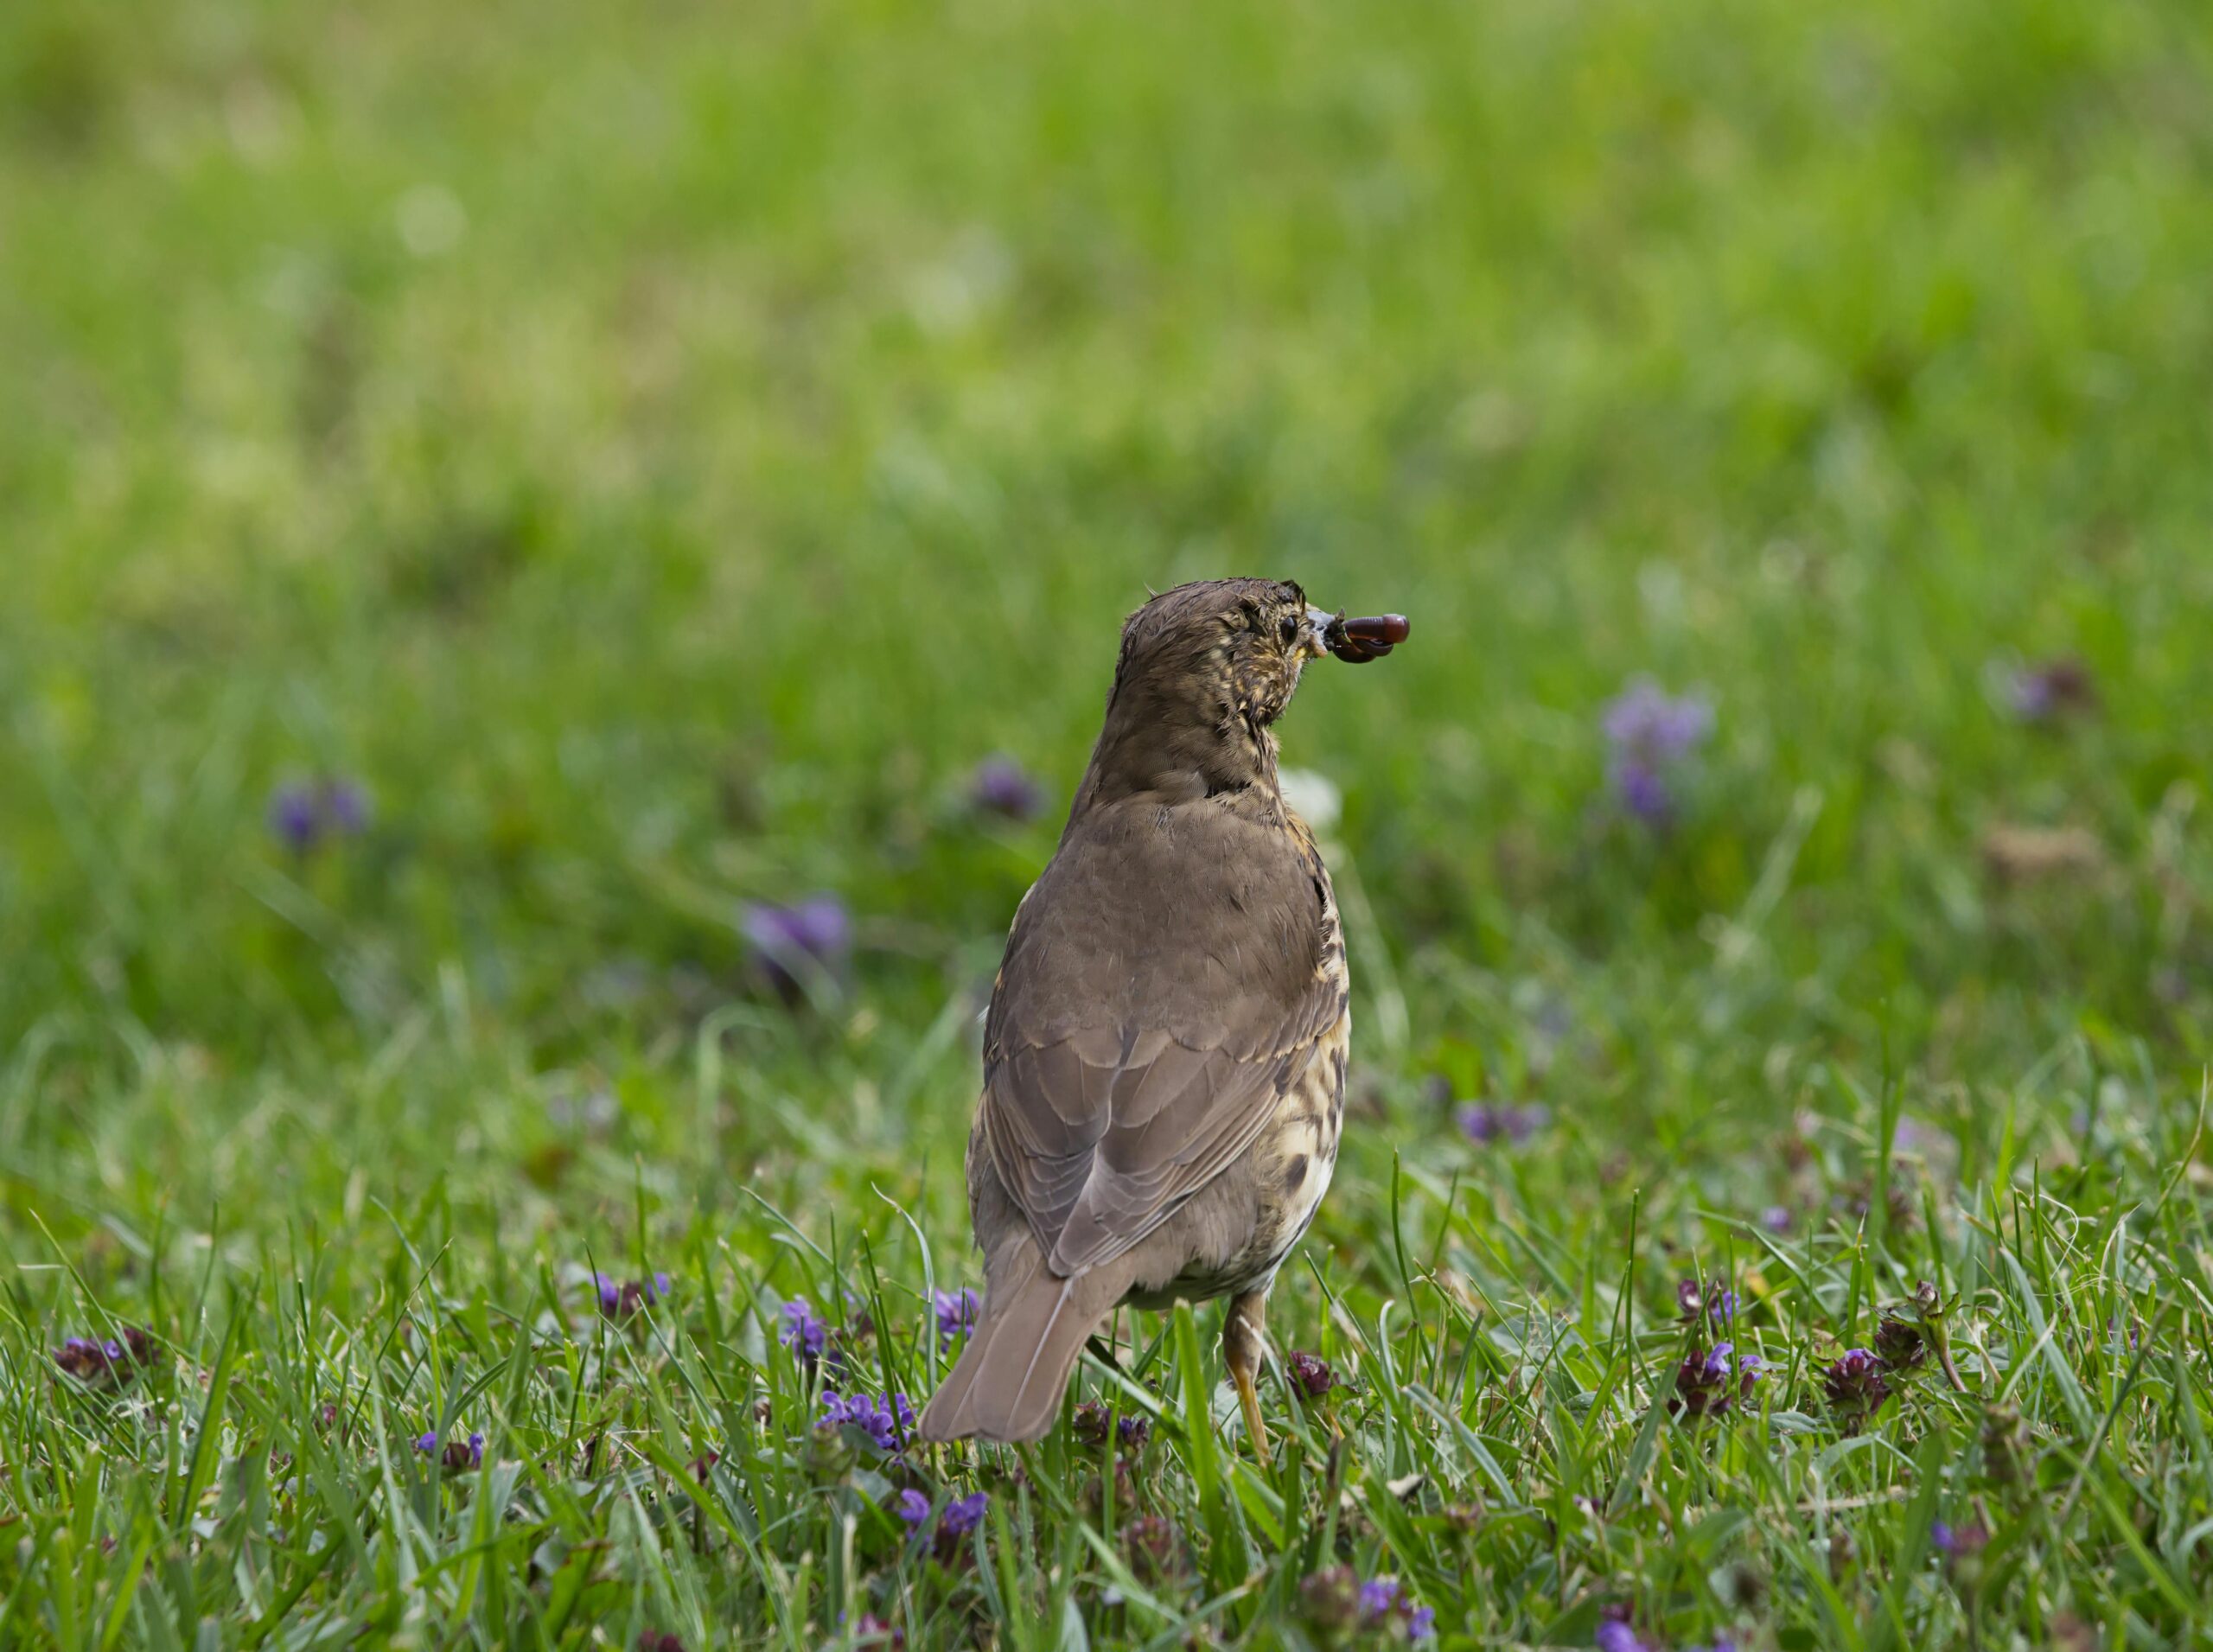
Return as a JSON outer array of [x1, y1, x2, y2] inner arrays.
[[1311, 609, 1410, 664]]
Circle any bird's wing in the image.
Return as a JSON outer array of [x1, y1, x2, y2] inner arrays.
[[978, 797, 1342, 1278]]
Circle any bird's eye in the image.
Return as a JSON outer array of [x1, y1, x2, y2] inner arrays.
[[1278, 613, 1300, 647]]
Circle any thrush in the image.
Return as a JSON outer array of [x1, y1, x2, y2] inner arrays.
[[917, 577, 1406, 1458]]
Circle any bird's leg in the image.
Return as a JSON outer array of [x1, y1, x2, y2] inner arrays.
[[1222, 1288, 1272, 1467]]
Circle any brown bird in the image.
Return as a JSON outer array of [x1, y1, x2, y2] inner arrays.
[[918, 578, 1406, 1457]]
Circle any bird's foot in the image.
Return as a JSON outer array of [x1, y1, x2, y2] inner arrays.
[[1222, 1289, 1272, 1468]]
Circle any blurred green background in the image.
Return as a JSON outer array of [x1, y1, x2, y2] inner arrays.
[[3, 0, 2210, 1200]]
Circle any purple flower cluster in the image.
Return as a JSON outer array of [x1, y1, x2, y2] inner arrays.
[[891, 1487, 989, 1562], [743, 895, 851, 1002], [933, 1287, 980, 1347], [780, 1297, 830, 1362], [594, 1270, 673, 1321], [970, 755, 1045, 821], [416, 1429, 485, 1470], [2003, 656, 2096, 724], [1671, 1343, 1763, 1421], [1362, 1579, 1435, 1640], [1286, 1349, 1338, 1400], [1932, 1520, 1989, 1557], [1821, 1348, 1893, 1430], [53, 1325, 160, 1389], [1597, 1618, 1735, 1652], [1071, 1400, 1153, 1452], [1600, 678, 1714, 826], [1676, 1279, 1736, 1326], [821, 1389, 914, 1456], [1457, 1101, 1552, 1145], [940, 1490, 988, 1536], [1298, 1568, 1434, 1639], [266, 777, 372, 854]]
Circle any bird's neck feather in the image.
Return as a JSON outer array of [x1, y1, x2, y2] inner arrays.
[[1071, 679, 1279, 816]]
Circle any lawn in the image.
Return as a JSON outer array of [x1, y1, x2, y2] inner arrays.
[[3, 0, 2213, 1644]]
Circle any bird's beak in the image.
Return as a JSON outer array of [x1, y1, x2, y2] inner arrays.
[[1310, 606, 1410, 664], [1302, 605, 1337, 660]]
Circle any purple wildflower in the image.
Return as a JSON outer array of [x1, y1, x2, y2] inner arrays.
[[2004, 657, 2096, 723], [265, 777, 372, 854], [1298, 1572, 1431, 1638], [894, 1488, 931, 1527], [1671, 1343, 1761, 1420], [1286, 1349, 1337, 1399], [1933, 1518, 1992, 1591], [780, 1297, 829, 1362], [940, 1490, 988, 1536], [1677, 1278, 1735, 1325], [53, 1326, 159, 1389], [1457, 1101, 1552, 1145], [322, 780, 373, 833], [852, 1615, 904, 1649], [970, 754, 1045, 821], [1604, 677, 1716, 759], [1759, 1204, 1793, 1234], [742, 895, 851, 1002], [1822, 1348, 1893, 1430], [268, 783, 322, 852], [593, 1270, 672, 1322], [1932, 1520, 1988, 1556], [1073, 1399, 1153, 1454], [1615, 759, 1674, 823], [1072, 1400, 1113, 1446], [415, 1428, 483, 1470], [820, 1389, 913, 1455], [933, 1287, 980, 1347], [1596, 1615, 1659, 1652], [1601, 677, 1714, 824]]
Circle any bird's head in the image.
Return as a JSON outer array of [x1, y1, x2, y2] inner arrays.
[[1079, 577, 1405, 807]]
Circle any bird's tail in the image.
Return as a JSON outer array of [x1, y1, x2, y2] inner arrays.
[[918, 1240, 1134, 1444]]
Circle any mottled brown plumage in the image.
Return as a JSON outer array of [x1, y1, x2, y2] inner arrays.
[[919, 577, 1392, 1455]]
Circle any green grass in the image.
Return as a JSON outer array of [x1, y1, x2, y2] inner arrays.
[[4, 0, 2213, 1642]]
